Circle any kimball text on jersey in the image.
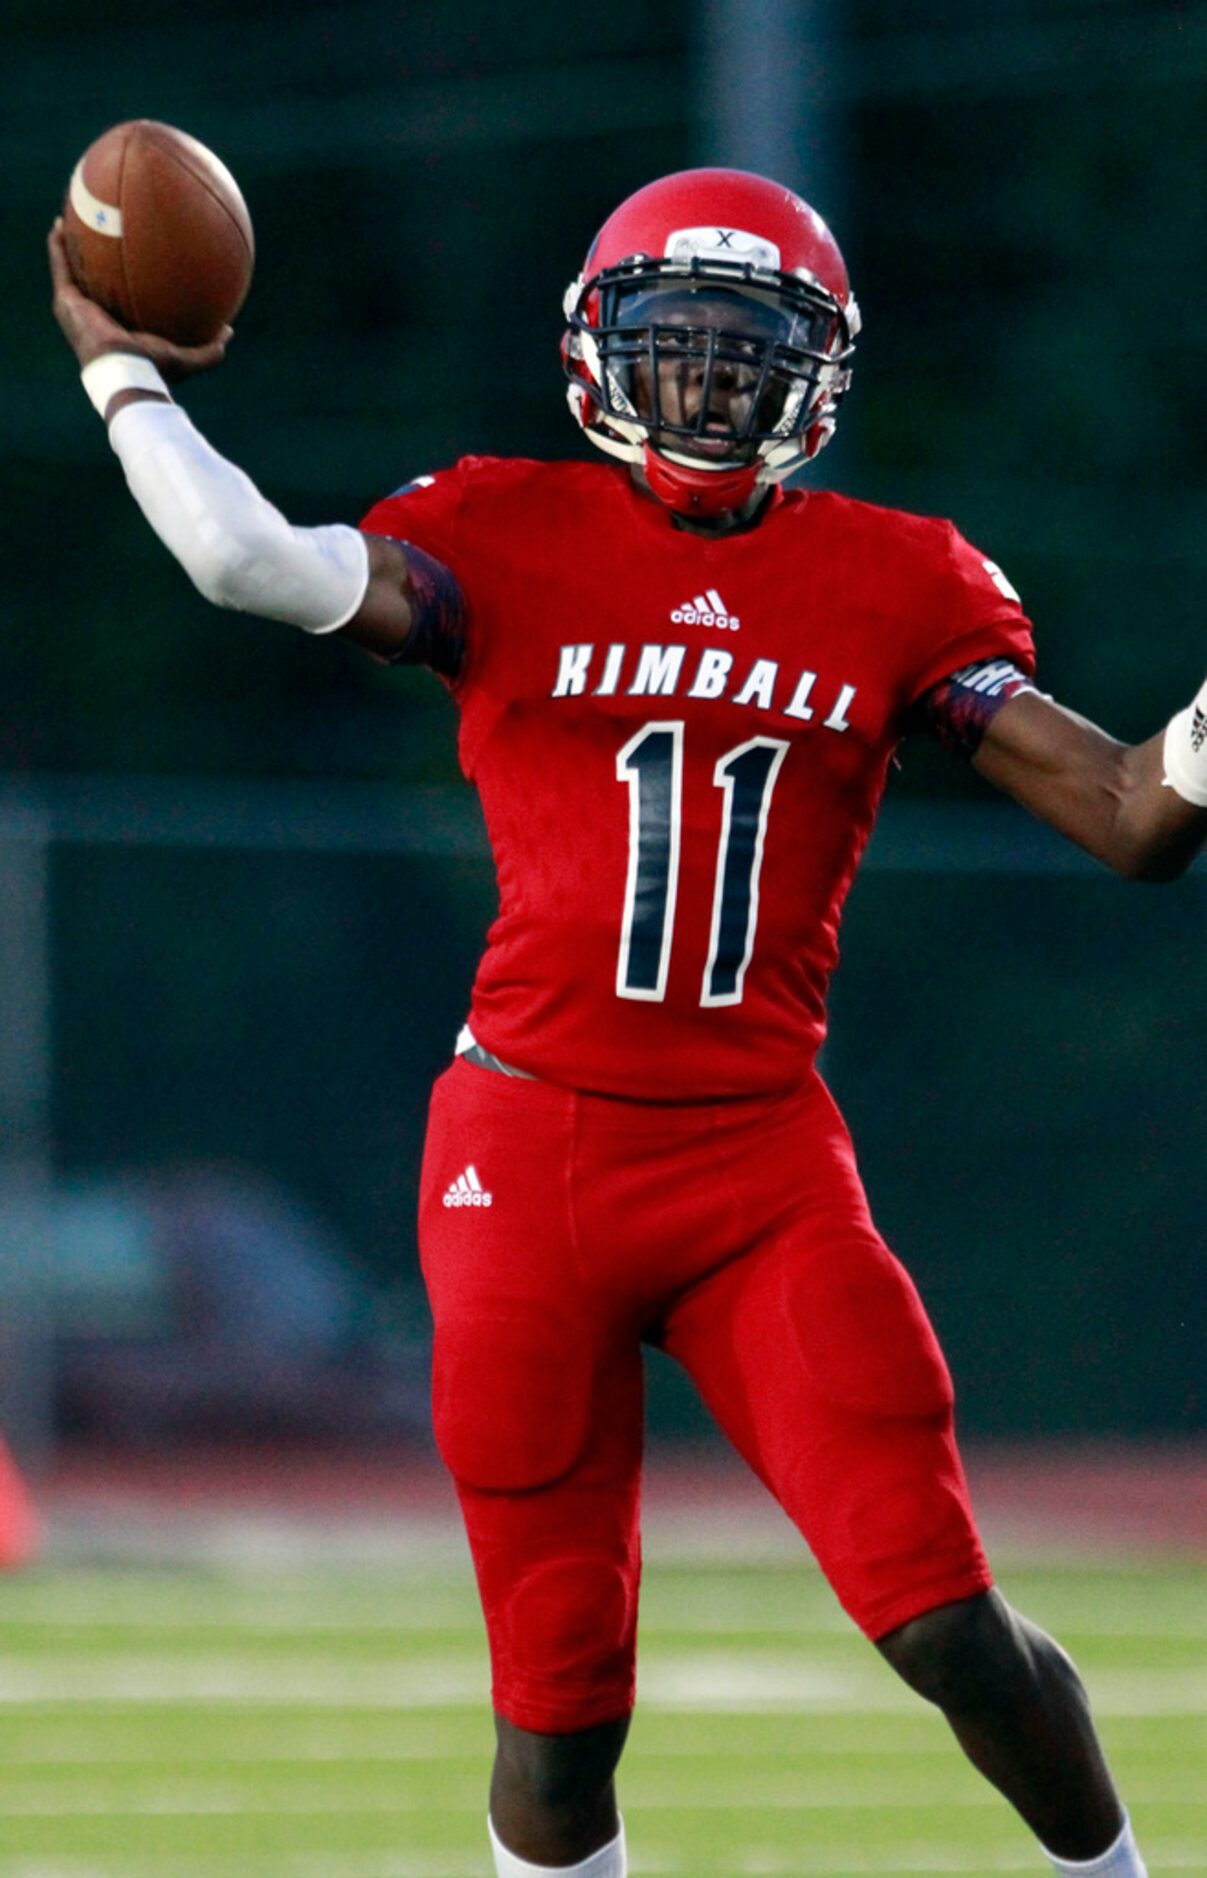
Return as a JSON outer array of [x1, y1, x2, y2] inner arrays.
[[552, 642, 858, 730]]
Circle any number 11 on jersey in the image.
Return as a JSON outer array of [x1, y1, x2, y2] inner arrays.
[[616, 723, 790, 1007]]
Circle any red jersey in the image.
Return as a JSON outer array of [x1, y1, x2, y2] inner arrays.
[[361, 458, 1034, 1100]]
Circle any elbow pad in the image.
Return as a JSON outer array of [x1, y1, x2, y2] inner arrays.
[[107, 399, 369, 632]]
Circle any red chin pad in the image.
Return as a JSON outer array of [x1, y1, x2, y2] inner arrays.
[[642, 443, 761, 518]]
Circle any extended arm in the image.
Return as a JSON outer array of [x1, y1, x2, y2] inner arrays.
[[49, 221, 437, 664], [972, 687, 1207, 881]]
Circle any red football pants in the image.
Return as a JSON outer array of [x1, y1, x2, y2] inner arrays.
[[419, 1058, 992, 1733]]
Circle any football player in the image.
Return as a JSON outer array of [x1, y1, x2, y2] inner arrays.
[[50, 168, 1204, 1878]]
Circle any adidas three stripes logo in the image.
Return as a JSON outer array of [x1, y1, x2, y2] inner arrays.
[[443, 1165, 493, 1208], [670, 588, 740, 631]]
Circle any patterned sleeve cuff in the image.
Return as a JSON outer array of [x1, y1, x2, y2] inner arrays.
[[911, 658, 1036, 760]]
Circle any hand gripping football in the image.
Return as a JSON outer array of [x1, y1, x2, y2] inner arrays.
[[63, 120, 254, 346]]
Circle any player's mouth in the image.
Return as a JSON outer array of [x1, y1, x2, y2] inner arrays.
[[666, 433, 754, 466], [693, 432, 738, 454]]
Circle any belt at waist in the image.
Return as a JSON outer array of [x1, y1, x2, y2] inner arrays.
[[455, 1024, 537, 1080]]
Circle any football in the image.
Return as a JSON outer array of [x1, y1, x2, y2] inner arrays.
[[63, 120, 254, 347]]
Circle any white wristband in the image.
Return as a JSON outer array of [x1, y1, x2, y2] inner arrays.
[[81, 352, 170, 418], [1161, 677, 1207, 808]]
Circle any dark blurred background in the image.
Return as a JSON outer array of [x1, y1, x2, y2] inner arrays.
[[0, 0, 1203, 1463]]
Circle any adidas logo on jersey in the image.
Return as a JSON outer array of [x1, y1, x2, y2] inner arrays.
[[671, 588, 740, 631], [443, 1165, 493, 1208]]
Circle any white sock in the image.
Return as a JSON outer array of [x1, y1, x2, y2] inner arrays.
[[1042, 1812, 1147, 1877], [489, 1815, 626, 1876]]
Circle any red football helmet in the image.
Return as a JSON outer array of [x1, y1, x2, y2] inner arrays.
[[562, 168, 860, 517]]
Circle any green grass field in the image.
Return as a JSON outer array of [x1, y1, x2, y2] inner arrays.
[[1, 1556, 1203, 1875]]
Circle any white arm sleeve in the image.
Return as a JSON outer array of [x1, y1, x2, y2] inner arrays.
[[106, 399, 370, 633]]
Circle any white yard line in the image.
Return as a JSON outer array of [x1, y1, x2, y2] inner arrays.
[[0, 1606, 863, 1638], [1, 1744, 487, 1767], [0, 1737, 955, 1767], [3, 1777, 1201, 1815], [727, 1855, 1207, 1876], [8, 1565, 1207, 1637], [0, 1652, 1204, 1715], [0, 1864, 492, 1878], [0, 1849, 1204, 1877], [0, 1655, 487, 1706], [0, 1605, 855, 1639], [5, 1598, 1207, 1639], [640, 1658, 1207, 1717]]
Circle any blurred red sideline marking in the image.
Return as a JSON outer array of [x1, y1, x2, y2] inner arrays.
[[30, 1440, 1207, 1553]]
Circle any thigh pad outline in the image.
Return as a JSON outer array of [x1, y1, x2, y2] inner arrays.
[[782, 1237, 955, 1422], [432, 1302, 593, 1493]]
